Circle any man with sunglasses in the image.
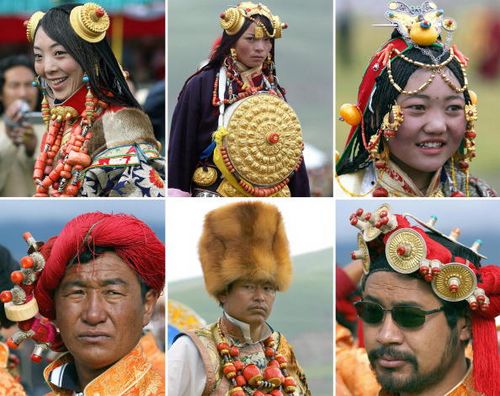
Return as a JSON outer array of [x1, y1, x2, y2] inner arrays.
[[341, 205, 500, 396], [168, 201, 311, 396]]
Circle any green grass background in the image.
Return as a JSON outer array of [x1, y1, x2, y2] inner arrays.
[[169, 248, 333, 396], [336, 3, 500, 191]]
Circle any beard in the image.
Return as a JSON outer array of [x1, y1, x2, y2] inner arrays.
[[367, 327, 461, 393]]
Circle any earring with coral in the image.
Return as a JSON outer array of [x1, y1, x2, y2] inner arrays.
[[381, 104, 404, 140]]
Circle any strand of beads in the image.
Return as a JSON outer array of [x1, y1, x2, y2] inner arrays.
[[33, 75, 106, 197], [33, 108, 76, 196], [215, 321, 297, 395]]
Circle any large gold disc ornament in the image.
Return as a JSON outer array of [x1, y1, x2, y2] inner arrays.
[[385, 228, 427, 274], [432, 263, 477, 302], [192, 167, 217, 187], [222, 93, 303, 187]]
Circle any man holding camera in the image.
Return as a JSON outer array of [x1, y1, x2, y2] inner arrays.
[[0, 54, 42, 197]]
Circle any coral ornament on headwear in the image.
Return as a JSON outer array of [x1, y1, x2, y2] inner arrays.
[[24, 2, 110, 44], [349, 203, 500, 396], [34, 212, 165, 320], [219, 2, 287, 39]]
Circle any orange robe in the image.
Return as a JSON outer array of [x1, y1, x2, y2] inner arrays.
[[0, 342, 26, 396], [139, 332, 165, 381], [44, 344, 164, 395], [336, 323, 380, 396]]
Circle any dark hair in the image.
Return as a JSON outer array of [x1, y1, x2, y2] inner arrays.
[[35, 3, 140, 109], [178, 14, 282, 98], [0, 54, 39, 114], [69, 246, 150, 300], [337, 31, 471, 175]]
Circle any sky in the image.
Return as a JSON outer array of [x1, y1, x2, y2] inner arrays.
[[0, 198, 165, 260], [166, 197, 334, 282]]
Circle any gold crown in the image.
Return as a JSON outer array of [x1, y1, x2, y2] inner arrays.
[[70, 2, 110, 43], [25, 11, 45, 43], [219, 2, 287, 39]]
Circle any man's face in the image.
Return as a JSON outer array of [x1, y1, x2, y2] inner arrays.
[[219, 279, 276, 327], [1, 65, 38, 110], [362, 271, 468, 393], [54, 252, 157, 372]]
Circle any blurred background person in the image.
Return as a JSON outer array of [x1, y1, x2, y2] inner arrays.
[[0, 54, 42, 197]]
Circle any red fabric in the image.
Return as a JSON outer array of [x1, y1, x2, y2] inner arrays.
[[471, 265, 500, 395], [0, 15, 165, 44], [34, 212, 165, 319], [381, 215, 453, 265], [371, 213, 500, 393], [345, 38, 409, 146]]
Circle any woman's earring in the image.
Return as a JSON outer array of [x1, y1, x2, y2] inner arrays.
[[82, 73, 96, 124], [381, 104, 404, 140], [461, 103, 477, 171], [230, 48, 237, 62], [33, 76, 50, 126]]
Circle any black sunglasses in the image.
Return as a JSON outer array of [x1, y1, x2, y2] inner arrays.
[[354, 300, 445, 329]]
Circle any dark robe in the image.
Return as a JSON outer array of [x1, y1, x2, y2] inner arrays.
[[168, 67, 310, 196]]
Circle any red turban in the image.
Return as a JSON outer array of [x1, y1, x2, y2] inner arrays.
[[34, 212, 165, 319]]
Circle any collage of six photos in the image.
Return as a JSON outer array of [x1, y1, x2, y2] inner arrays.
[[0, 0, 499, 395]]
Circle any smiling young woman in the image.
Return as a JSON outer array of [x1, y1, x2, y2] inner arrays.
[[27, 3, 164, 197], [335, 2, 496, 197], [168, 2, 310, 197]]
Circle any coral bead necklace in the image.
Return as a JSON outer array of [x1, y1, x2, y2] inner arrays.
[[214, 320, 297, 396], [33, 80, 107, 197], [212, 56, 282, 108]]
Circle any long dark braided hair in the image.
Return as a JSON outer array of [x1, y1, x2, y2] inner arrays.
[[337, 31, 471, 175]]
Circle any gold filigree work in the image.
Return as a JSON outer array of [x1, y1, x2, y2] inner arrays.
[[224, 94, 303, 186], [386, 228, 427, 273], [432, 263, 477, 302]]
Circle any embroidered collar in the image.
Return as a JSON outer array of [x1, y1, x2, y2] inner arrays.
[[48, 361, 81, 393], [376, 160, 443, 197], [52, 84, 87, 114], [222, 311, 273, 344], [44, 343, 152, 395], [234, 61, 264, 88]]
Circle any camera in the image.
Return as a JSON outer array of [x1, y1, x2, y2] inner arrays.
[[18, 101, 42, 126]]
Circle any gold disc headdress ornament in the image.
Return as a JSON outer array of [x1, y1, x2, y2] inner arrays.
[[350, 205, 500, 394], [350, 204, 491, 310], [213, 94, 304, 197], [25, 3, 110, 44], [219, 2, 287, 39]]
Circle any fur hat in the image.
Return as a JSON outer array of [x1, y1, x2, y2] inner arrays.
[[199, 201, 292, 298]]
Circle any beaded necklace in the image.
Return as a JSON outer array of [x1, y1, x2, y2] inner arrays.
[[214, 319, 297, 396], [211, 56, 282, 108], [33, 82, 107, 197]]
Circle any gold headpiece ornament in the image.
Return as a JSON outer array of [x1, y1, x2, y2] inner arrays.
[[350, 204, 490, 310], [70, 2, 110, 43], [219, 2, 287, 39], [25, 11, 45, 43], [384, 1, 457, 47]]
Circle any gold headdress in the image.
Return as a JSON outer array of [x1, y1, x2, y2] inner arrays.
[[25, 3, 110, 44], [70, 3, 110, 43], [220, 2, 287, 39], [25, 11, 45, 43]]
